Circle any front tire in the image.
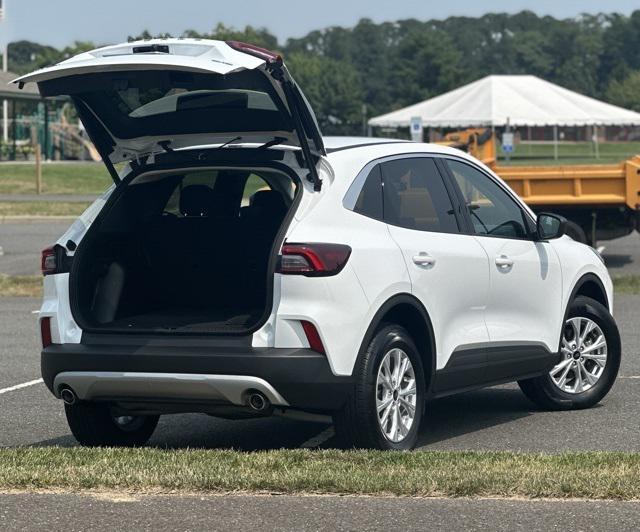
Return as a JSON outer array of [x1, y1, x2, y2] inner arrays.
[[518, 296, 620, 410], [334, 325, 425, 450], [564, 221, 588, 245], [65, 402, 159, 447]]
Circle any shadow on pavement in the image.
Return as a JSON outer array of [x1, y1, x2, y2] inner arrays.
[[29, 387, 548, 451], [418, 386, 535, 447], [604, 254, 634, 270]]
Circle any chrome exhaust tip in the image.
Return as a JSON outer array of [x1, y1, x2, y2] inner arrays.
[[247, 391, 269, 412], [59, 386, 77, 406]]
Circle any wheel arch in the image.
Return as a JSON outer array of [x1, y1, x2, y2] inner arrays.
[[357, 293, 436, 391], [569, 273, 609, 312]]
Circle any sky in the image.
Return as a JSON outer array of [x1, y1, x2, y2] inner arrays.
[[0, 0, 638, 48]]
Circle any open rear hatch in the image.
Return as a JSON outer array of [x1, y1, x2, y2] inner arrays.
[[18, 40, 324, 335], [13, 39, 325, 189]]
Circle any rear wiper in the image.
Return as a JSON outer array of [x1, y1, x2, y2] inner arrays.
[[257, 137, 287, 150], [215, 136, 242, 150]]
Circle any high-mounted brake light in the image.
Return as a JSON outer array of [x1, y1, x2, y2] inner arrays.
[[277, 243, 351, 277], [226, 40, 283, 65], [41, 246, 58, 276]]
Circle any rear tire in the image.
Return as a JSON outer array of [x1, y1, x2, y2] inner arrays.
[[518, 296, 620, 410], [65, 402, 159, 447], [334, 325, 425, 450]]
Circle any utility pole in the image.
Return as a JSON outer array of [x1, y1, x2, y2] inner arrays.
[[1, 0, 8, 145]]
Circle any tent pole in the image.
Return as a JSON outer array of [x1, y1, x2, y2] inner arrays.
[[553, 125, 558, 161], [594, 125, 600, 160], [2, 45, 7, 145]]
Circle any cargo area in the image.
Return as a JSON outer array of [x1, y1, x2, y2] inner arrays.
[[71, 166, 298, 334]]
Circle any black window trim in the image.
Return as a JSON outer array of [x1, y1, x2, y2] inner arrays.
[[343, 153, 467, 235], [437, 155, 537, 242]]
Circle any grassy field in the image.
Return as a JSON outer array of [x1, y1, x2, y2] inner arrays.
[[0, 274, 42, 297], [498, 141, 640, 166], [0, 163, 111, 196], [0, 202, 90, 217], [0, 164, 269, 197], [1, 448, 639, 499], [613, 275, 640, 295]]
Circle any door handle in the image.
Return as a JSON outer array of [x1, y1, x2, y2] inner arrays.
[[412, 252, 436, 267], [495, 255, 514, 268]]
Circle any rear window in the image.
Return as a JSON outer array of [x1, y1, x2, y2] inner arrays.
[[124, 89, 277, 118], [41, 70, 292, 139]]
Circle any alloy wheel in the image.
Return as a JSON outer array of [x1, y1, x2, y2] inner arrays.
[[376, 348, 417, 442], [550, 317, 608, 394]]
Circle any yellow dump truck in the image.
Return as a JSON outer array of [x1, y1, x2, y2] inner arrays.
[[439, 129, 640, 245]]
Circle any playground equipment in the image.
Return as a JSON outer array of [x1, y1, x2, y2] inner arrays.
[[5, 102, 101, 161]]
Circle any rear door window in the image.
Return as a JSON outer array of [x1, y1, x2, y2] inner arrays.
[[242, 175, 271, 206], [381, 157, 459, 233], [164, 172, 217, 217]]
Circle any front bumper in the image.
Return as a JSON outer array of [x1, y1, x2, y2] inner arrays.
[[41, 341, 353, 412]]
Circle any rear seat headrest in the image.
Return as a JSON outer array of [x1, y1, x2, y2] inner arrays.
[[180, 185, 214, 217], [249, 190, 287, 217]]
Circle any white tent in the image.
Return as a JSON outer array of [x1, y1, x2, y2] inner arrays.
[[368, 75, 640, 128]]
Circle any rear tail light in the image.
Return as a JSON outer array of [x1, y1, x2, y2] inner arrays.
[[41, 246, 57, 276], [301, 320, 325, 354], [226, 40, 283, 65], [277, 243, 351, 277], [40, 317, 53, 348], [41, 245, 69, 276]]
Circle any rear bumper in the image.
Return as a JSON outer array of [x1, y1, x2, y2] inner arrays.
[[41, 343, 353, 412]]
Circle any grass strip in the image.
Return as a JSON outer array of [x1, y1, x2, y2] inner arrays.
[[1, 274, 639, 299], [613, 275, 640, 295], [0, 274, 42, 297], [0, 201, 91, 217], [0, 163, 111, 195], [1, 448, 639, 499]]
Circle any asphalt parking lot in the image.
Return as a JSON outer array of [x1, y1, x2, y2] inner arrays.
[[2, 219, 640, 277], [1, 293, 639, 451], [1, 221, 640, 531], [1, 221, 639, 451]]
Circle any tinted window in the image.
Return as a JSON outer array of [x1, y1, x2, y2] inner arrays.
[[164, 171, 217, 216], [242, 175, 271, 206], [446, 160, 529, 239], [353, 164, 383, 221], [382, 158, 458, 233], [60, 70, 292, 140]]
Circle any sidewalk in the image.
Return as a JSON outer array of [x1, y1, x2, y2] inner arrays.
[[1, 493, 639, 532]]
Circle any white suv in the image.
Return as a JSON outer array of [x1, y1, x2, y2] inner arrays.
[[19, 39, 620, 450]]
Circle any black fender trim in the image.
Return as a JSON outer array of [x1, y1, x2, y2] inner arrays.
[[355, 293, 437, 390], [567, 273, 609, 312]]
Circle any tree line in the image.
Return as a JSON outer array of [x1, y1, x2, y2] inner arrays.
[[6, 11, 640, 135]]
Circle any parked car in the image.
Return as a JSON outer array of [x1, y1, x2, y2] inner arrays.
[[18, 39, 621, 450]]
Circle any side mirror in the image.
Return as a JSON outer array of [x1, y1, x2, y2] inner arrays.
[[536, 212, 567, 240]]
